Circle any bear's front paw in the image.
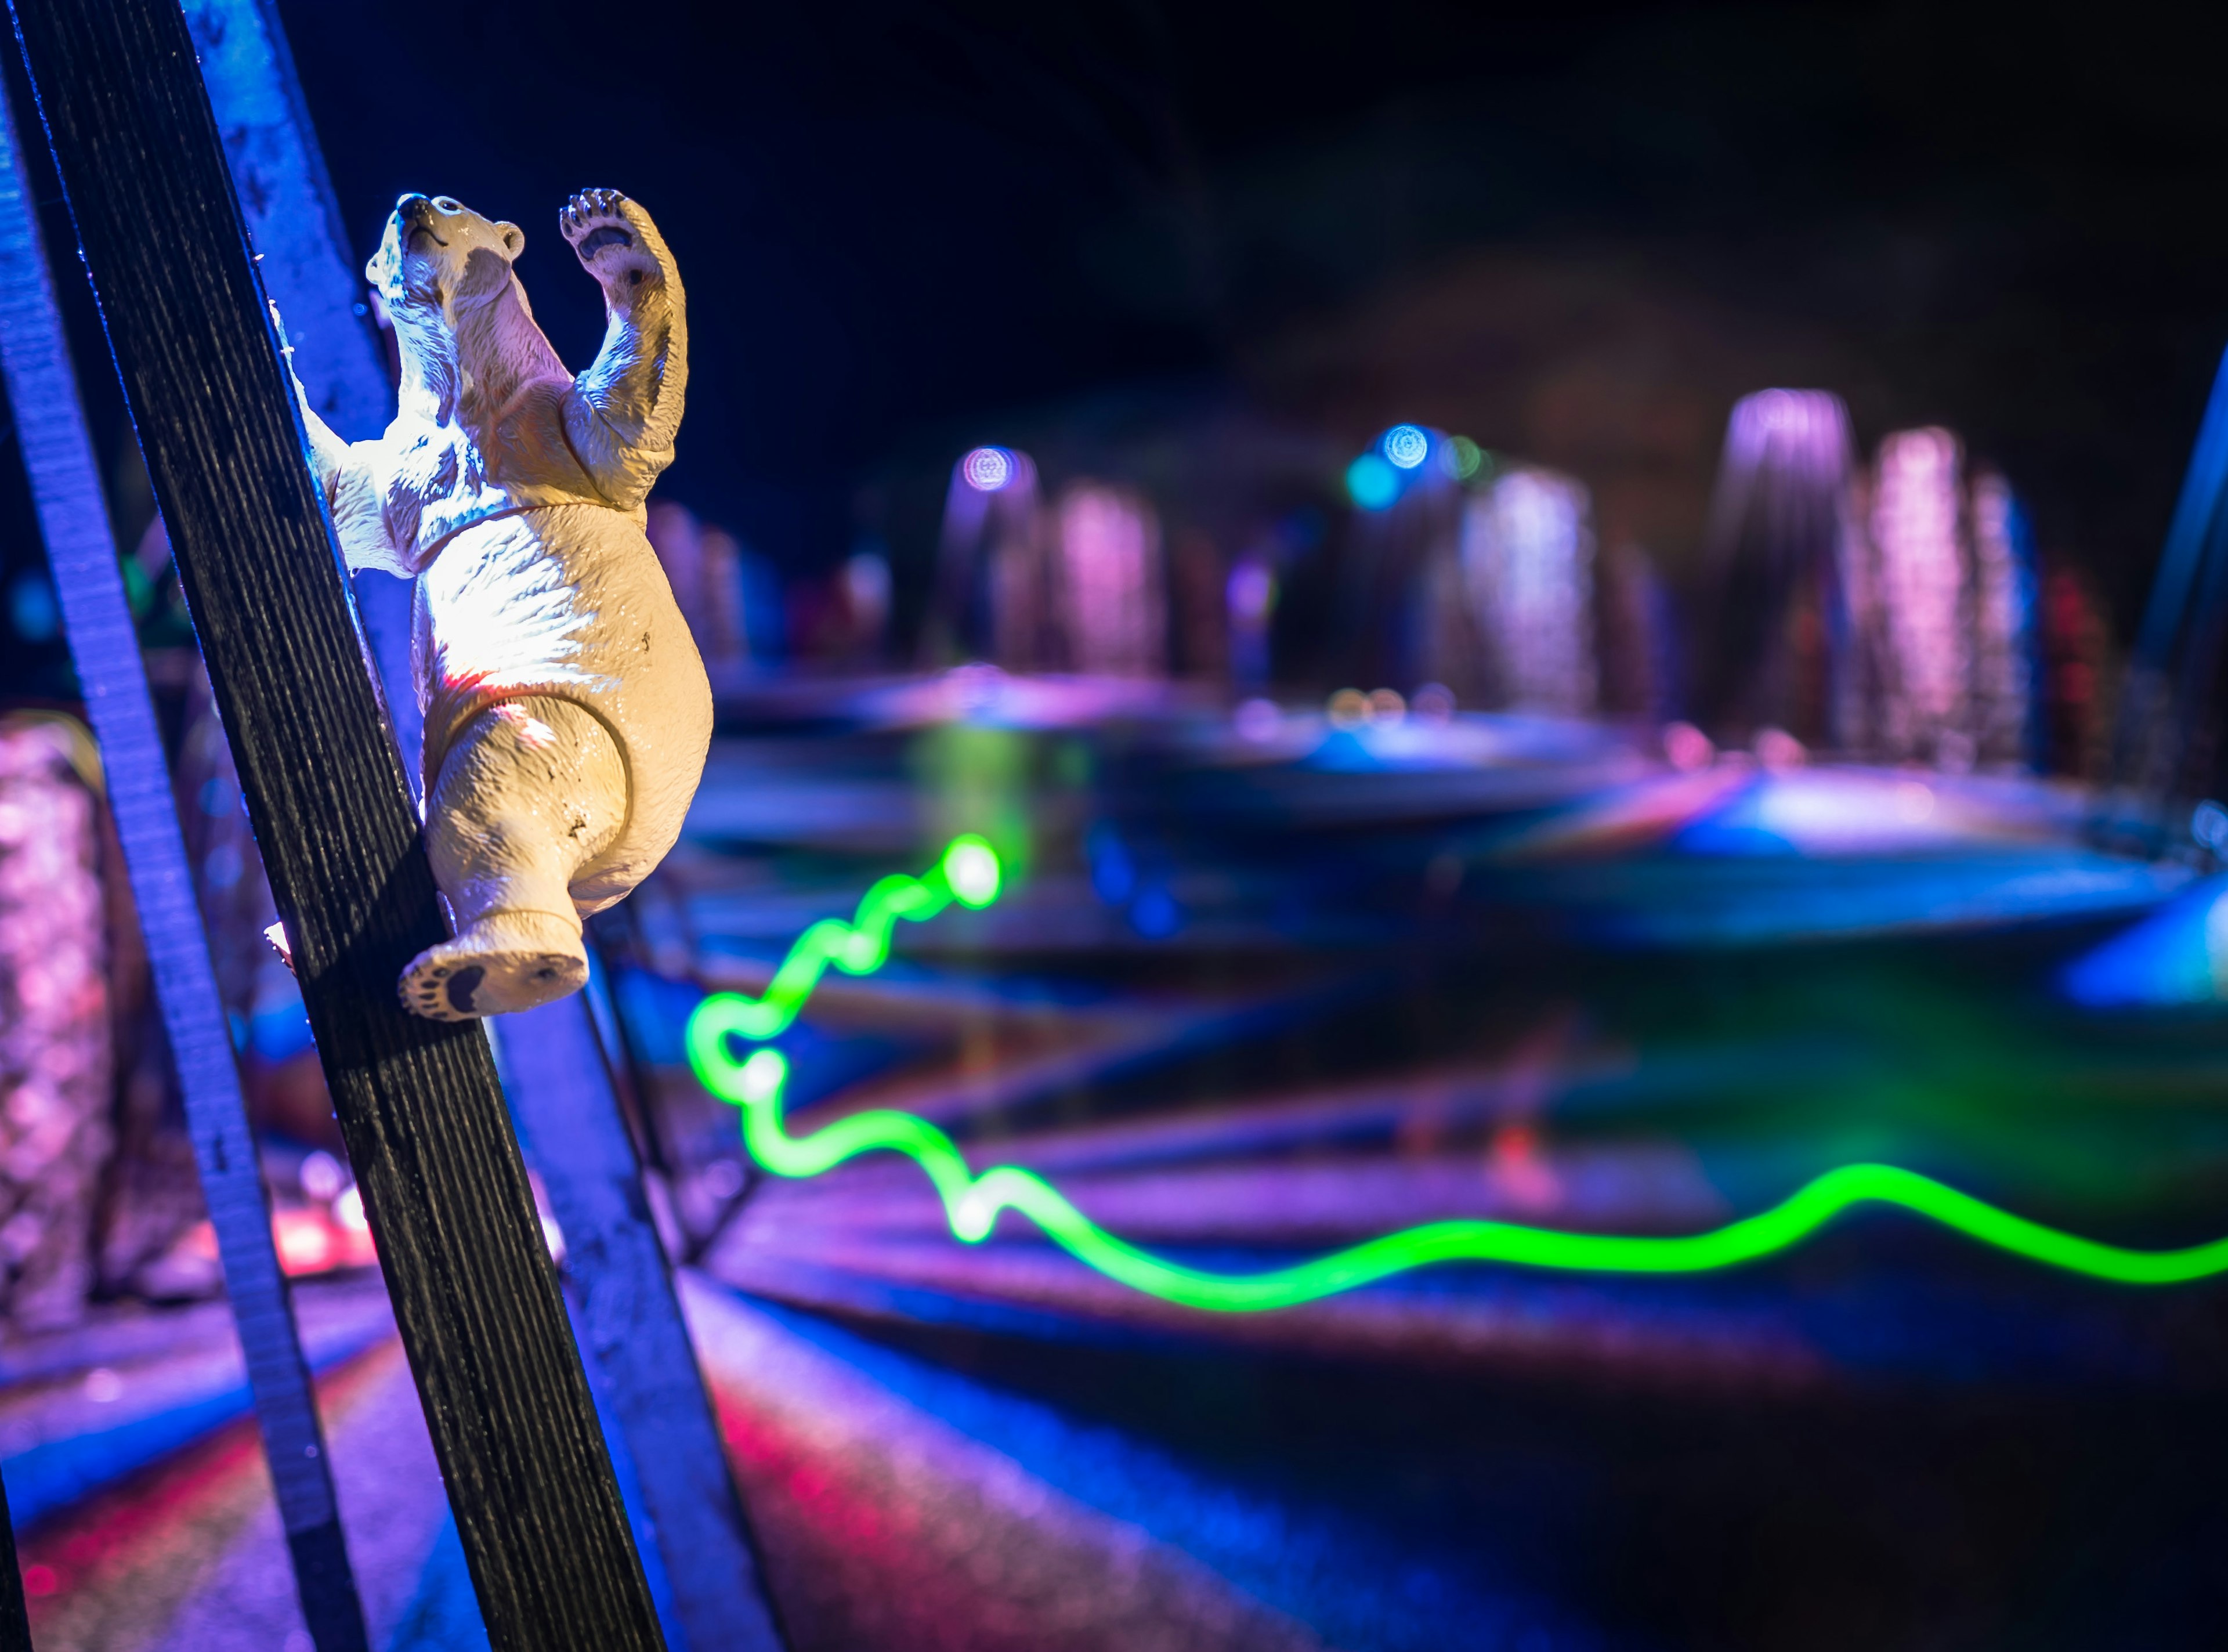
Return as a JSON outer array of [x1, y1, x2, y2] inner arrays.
[[561, 188, 658, 290]]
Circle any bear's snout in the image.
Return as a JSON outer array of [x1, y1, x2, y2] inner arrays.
[[393, 194, 448, 250]]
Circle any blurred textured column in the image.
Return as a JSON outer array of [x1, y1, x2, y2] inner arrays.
[[1697, 389, 1862, 748], [0, 719, 110, 1330], [1460, 465, 1598, 716], [1052, 481, 1167, 677]]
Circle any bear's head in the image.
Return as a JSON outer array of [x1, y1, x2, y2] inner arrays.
[[366, 193, 523, 316], [365, 194, 566, 424]]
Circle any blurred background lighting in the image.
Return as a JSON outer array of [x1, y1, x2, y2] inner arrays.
[[1345, 453, 1399, 509], [961, 446, 1014, 492], [2195, 800, 2228, 851], [1381, 424, 1430, 469]]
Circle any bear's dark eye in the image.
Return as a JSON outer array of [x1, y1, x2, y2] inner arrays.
[[433, 197, 461, 214]]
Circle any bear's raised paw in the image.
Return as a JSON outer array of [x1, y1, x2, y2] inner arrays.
[[562, 189, 656, 287]]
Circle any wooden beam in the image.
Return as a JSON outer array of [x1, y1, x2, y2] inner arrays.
[[180, 0, 421, 778], [0, 60, 369, 1652], [498, 995, 789, 1652], [2, 5, 663, 1647]]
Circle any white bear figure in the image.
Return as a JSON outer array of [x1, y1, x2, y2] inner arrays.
[[296, 189, 711, 1021]]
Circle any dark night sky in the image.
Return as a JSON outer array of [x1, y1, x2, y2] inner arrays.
[[261, 0, 2228, 620]]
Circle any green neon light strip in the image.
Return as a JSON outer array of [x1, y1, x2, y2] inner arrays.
[[686, 840, 2228, 1306]]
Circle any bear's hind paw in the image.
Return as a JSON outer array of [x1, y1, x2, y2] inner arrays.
[[398, 911, 588, 1022]]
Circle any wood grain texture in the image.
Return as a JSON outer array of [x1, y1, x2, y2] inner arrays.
[[3, 3, 663, 1647], [181, 0, 422, 778], [498, 997, 789, 1652], [0, 60, 368, 1652]]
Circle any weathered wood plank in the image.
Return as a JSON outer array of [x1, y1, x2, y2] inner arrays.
[[0, 59, 368, 1652], [3, 4, 663, 1647], [497, 995, 788, 1651], [180, 0, 421, 776]]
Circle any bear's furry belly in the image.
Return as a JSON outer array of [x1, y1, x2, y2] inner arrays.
[[413, 502, 712, 910]]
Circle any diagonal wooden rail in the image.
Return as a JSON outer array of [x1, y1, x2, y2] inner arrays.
[[0, 59, 368, 1652], [3, 3, 663, 1646], [180, 0, 421, 777], [500, 988, 789, 1650]]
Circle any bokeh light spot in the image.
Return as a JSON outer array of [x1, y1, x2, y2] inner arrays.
[[961, 446, 1013, 491], [1382, 424, 1430, 469], [1346, 454, 1399, 509]]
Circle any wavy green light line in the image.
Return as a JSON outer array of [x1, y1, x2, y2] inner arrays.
[[686, 834, 1002, 1049], [687, 839, 2228, 1306]]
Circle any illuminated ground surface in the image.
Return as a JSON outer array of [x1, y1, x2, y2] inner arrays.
[[12, 691, 2228, 1649]]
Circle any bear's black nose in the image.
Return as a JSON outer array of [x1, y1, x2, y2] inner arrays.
[[395, 192, 432, 218]]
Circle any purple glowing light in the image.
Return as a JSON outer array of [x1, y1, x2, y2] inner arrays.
[[1227, 562, 1274, 621], [962, 447, 1015, 492], [1717, 389, 1853, 479]]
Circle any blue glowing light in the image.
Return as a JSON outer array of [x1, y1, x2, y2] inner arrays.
[[1086, 822, 1136, 905], [9, 571, 57, 641], [1381, 425, 1430, 471], [2196, 800, 2228, 853], [1130, 885, 1180, 938], [962, 447, 1014, 493], [1346, 454, 1400, 511], [2061, 874, 2228, 1007]]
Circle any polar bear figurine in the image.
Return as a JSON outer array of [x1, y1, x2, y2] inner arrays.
[[295, 189, 711, 1021]]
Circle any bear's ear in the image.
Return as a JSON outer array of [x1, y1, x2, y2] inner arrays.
[[497, 222, 524, 260]]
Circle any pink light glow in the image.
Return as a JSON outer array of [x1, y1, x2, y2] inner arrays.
[[1871, 428, 1970, 764], [1054, 482, 1166, 677], [0, 719, 110, 1326], [1459, 467, 1597, 715]]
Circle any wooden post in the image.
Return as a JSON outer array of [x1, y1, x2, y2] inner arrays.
[[0, 62, 370, 1652], [179, 0, 421, 777], [3, 5, 664, 1647], [499, 996, 789, 1651]]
